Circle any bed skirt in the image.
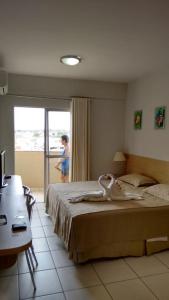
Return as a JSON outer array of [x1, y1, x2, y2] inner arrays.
[[68, 239, 169, 263]]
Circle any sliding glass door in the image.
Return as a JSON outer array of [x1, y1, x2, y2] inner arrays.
[[44, 109, 71, 197]]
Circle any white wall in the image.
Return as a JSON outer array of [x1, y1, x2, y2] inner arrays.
[[125, 69, 169, 161], [8, 73, 126, 100], [0, 74, 127, 179], [91, 99, 125, 178]]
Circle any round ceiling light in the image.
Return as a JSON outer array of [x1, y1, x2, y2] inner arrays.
[[60, 55, 81, 66]]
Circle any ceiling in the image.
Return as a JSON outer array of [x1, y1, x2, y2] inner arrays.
[[0, 0, 169, 82]]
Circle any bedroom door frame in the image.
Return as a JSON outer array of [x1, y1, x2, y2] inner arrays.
[[44, 108, 71, 199]]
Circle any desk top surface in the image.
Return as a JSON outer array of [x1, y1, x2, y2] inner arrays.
[[0, 176, 32, 255]]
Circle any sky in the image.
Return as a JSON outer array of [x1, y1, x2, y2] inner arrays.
[[14, 107, 70, 131]]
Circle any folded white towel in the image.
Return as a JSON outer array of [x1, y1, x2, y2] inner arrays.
[[147, 236, 168, 242], [69, 191, 104, 203], [113, 192, 143, 201]]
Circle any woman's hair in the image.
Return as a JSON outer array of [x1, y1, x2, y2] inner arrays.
[[61, 135, 69, 143]]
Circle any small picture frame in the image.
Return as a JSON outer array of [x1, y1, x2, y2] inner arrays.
[[154, 106, 166, 129], [134, 110, 142, 129]]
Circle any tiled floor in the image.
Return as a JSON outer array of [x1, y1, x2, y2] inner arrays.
[[31, 188, 44, 203], [1, 202, 169, 299]]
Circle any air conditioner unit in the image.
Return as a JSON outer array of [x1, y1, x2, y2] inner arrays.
[[0, 70, 8, 95]]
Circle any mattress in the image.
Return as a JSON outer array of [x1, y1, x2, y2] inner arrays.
[[46, 180, 169, 262]]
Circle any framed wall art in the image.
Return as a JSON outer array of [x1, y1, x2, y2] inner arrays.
[[134, 110, 142, 129], [154, 106, 166, 129]]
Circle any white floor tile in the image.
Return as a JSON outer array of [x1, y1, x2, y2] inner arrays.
[[31, 210, 39, 218], [32, 238, 49, 252], [43, 225, 56, 237], [36, 202, 45, 210], [93, 259, 136, 284], [40, 215, 53, 226], [38, 209, 47, 217], [32, 192, 44, 203], [27, 293, 65, 300], [51, 249, 74, 268], [18, 251, 55, 273], [142, 272, 169, 300], [58, 265, 101, 291], [19, 269, 62, 299], [155, 250, 169, 268], [47, 236, 65, 251], [31, 217, 42, 227], [106, 278, 156, 300], [0, 275, 19, 300], [31, 226, 45, 238], [65, 285, 112, 300], [125, 255, 168, 276]]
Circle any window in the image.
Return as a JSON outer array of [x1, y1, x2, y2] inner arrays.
[[14, 107, 44, 151]]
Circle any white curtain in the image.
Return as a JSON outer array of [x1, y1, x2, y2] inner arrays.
[[70, 97, 91, 181]]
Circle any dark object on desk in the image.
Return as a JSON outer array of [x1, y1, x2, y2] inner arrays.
[[12, 222, 27, 231], [0, 214, 7, 225], [5, 175, 12, 179]]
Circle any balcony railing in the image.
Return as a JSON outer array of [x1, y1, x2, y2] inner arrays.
[[15, 151, 63, 188]]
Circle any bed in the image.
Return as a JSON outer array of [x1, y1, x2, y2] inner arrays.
[[46, 154, 169, 263]]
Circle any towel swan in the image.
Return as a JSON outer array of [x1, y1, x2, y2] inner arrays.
[[98, 173, 143, 201], [98, 173, 116, 200]]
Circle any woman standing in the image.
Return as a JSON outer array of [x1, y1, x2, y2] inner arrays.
[[55, 135, 70, 183]]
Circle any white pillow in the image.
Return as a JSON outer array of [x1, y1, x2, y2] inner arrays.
[[118, 173, 157, 187], [143, 184, 169, 201]]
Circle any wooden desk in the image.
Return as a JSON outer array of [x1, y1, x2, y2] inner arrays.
[[0, 176, 32, 268]]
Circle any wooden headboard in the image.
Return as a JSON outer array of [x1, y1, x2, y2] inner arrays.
[[126, 154, 169, 184]]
